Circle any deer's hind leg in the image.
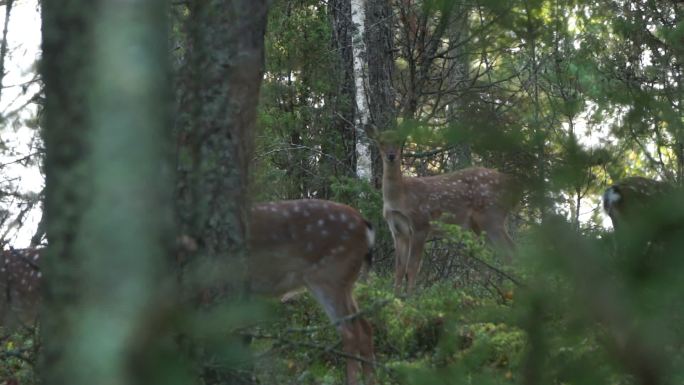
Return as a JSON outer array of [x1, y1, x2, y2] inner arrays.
[[305, 277, 373, 385], [472, 209, 515, 263]]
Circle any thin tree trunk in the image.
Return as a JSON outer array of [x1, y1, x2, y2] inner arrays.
[[574, 188, 581, 230], [365, 0, 396, 187], [445, 2, 472, 170], [40, 1, 172, 384], [328, 0, 357, 180], [350, 0, 372, 180], [524, 3, 548, 222], [0, 0, 13, 103]]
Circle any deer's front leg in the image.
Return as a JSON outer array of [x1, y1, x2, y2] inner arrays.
[[391, 230, 410, 295], [405, 230, 428, 295], [386, 210, 414, 296]]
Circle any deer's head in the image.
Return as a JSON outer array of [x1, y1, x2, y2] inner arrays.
[[603, 177, 669, 230], [375, 130, 406, 165]]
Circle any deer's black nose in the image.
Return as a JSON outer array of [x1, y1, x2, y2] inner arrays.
[[388, 154, 396, 161]]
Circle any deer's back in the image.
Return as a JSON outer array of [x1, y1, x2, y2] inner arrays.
[[402, 167, 516, 221], [249, 200, 372, 295]]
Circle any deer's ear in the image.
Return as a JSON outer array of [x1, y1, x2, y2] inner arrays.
[[366, 124, 380, 142]]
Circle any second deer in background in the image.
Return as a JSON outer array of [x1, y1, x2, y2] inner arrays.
[[602, 176, 670, 230], [376, 133, 521, 295]]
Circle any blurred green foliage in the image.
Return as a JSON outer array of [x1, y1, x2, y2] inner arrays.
[[0, 329, 37, 384], [241, 200, 684, 384], [5, 0, 684, 383]]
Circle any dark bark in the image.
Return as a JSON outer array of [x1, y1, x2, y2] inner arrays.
[[40, 2, 96, 382], [176, 0, 268, 296], [29, 204, 45, 247], [41, 1, 172, 385], [365, 0, 396, 187], [327, 0, 357, 180], [175, 0, 269, 383], [365, 0, 396, 132]]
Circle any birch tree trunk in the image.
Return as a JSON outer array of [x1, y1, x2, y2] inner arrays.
[[350, 0, 372, 180]]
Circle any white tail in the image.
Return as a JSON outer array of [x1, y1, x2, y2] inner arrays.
[[377, 136, 520, 295], [249, 199, 375, 385], [1, 248, 42, 329]]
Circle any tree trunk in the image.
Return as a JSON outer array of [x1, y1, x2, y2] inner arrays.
[[174, 0, 269, 383], [40, 1, 172, 384], [365, 0, 396, 187], [0, 0, 14, 103], [328, 0, 357, 180], [446, 3, 472, 170], [350, 0, 373, 180]]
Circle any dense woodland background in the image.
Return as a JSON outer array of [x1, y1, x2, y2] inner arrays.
[[1, 0, 684, 384]]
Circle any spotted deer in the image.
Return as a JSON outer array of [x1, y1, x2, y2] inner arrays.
[[250, 199, 375, 385], [1, 202, 375, 384], [1, 248, 42, 329], [376, 133, 521, 295], [603, 176, 670, 230]]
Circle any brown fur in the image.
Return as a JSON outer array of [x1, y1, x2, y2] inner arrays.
[[378, 139, 520, 295], [603, 177, 669, 230], [250, 199, 375, 385]]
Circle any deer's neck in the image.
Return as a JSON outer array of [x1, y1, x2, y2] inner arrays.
[[382, 160, 406, 206]]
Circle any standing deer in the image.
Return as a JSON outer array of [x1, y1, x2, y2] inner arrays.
[[0, 201, 375, 385], [376, 133, 520, 295], [602, 176, 684, 257], [0, 248, 41, 329], [249, 199, 375, 385], [602, 176, 669, 230]]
